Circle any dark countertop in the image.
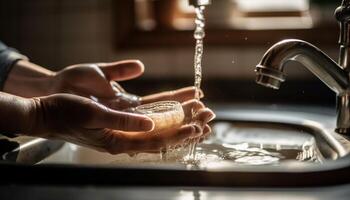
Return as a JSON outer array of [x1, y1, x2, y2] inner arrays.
[[0, 185, 350, 200]]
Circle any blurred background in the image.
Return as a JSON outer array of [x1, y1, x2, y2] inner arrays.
[[0, 0, 341, 106]]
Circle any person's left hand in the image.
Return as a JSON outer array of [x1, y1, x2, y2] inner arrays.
[[51, 60, 202, 110]]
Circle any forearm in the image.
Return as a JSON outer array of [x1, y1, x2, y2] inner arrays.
[[3, 60, 56, 97], [0, 92, 36, 136]]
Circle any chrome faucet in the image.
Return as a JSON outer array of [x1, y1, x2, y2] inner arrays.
[[188, 0, 211, 7], [255, 0, 350, 135]]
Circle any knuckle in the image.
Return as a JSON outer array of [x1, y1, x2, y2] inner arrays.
[[99, 133, 115, 153], [84, 101, 104, 124], [103, 134, 122, 155], [116, 114, 129, 131]]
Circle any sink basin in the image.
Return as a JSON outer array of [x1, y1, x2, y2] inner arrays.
[[39, 105, 350, 168], [3, 104, 350, 187]]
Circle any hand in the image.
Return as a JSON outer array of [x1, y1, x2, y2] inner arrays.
[[51, 60, 203, 110], [30, 94, 214, 154], [5, 60, 202, 109], [118, 99, 215, 154], [4, 59, 214, 153], [43, 60, 213, 152]]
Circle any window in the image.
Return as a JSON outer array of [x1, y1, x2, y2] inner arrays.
[[114, 0, 339, 48]]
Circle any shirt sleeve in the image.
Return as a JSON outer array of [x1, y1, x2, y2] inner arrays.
[[0, 41, 28, 90]]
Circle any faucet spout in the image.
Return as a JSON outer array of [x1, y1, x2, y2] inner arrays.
[[255, 1, 350, 135], [189, 0, 211, 7], [255, 39, 349, 94], [255, 39, 350, 134]]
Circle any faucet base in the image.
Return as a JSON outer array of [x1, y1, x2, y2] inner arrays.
[[335, 128, 350, 135], [336, 94, 350, 135]]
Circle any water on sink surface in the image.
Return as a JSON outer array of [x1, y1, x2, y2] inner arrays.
[[109, 122, 322, 168], [110, 142, 319, 168]]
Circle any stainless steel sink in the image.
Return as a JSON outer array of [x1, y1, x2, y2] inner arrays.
[[2, 104, 350, 187], [39, 104, 350, 169]]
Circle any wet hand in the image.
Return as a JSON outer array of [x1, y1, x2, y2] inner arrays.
[[29, 94, 214, 154], [111, 99, 215, 154], [51, 60, 203, 110], [29, 93, 155, 152], [51, 60, 143, 109]]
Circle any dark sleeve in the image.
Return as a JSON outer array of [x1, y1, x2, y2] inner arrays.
[[0, 41, 28, 90]]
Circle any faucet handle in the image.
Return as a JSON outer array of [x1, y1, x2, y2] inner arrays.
[[335, 1, 350, 70], [335, 1, 350, 23]]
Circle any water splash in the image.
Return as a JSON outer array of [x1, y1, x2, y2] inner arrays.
[[110, 141, 320, 168]]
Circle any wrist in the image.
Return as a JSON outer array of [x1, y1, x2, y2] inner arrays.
[[3, 60, 57, 97], [0, 93, 41, 136], [22, 97, 46, 137]]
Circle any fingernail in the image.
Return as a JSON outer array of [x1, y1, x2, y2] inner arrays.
[[143, 118, 155, 131], [199, 89, 204, 98], [208, 112, 216, 122]]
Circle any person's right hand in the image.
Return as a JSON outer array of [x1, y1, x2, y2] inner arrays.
[[28, 94, 214, 154], [116, 99, 215, 154]]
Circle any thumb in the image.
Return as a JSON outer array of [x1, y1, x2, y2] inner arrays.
[[88, 101, 154, 132], [99, 60, 144, 81]]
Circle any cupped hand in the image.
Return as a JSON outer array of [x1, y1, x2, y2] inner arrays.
[[31, 94, 214, 154], [51, 60, 203, 110], [113, 99, 215, 154]]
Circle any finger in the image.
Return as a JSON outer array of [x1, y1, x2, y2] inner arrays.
[[190, 124, 203, 138], [149, 125, 198, 149], [193, 108, 216, 125], [88, 101, 154, 132], [111, 81, 126, 93], [182, 99, 205, 113], [141, 86, 204, 104], [62, 64, 116, 98], [181, 99, 205, 122], [203, 124, 212, 136], [97, 96, 139, 110], [170, 125, 198, 145], [198, 125, 211, 143], [193, 124, 211, 138], [126, 124, 196, 152], [99, 60, 144, 81]]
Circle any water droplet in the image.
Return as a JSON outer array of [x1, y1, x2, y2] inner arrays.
[[194, 29, 205, 40], [195, 19, 205, 28]]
